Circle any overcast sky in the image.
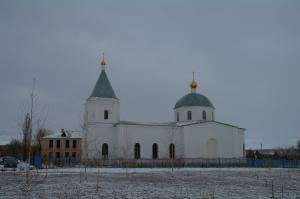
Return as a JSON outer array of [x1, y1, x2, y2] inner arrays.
[[0, 1, 299, 149]]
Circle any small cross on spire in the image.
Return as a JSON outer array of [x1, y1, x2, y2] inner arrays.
[[101, 53, 106, 70], [190, 71, 198, 92]]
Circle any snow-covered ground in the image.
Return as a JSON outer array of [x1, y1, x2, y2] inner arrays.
[[0, 168, 300, 198]]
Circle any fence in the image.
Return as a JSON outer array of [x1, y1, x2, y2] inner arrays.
[[45, 158, 246, 168], [247, 159, 300, 168], [44, 158, 300, 168]]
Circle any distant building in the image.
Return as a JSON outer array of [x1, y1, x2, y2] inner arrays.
[[41, 129, 82, 161], [247, 148, 299, 160], [83, 56, 246, 160]]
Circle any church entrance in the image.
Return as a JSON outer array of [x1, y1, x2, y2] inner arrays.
[[206, 138, 218, 158], [102, 143, 108, 159]]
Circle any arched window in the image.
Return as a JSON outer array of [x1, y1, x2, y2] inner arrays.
[[212, 112, 214, 121], [202, 111, 206, 120], [187, 111, 192, 120], [104, 110, 109, 119], [134, 143, 140, 159], [176, 112, 179, 121], [102, 143, 108, 159], [169, 143, 175, 159], [152, 143, 158, 159]]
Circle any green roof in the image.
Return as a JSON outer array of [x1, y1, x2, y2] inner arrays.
[[90, 70, 117, 98], [174, 93, 215, 109]]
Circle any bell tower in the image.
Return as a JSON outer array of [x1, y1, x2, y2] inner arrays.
[[85, 54, 120, 125]]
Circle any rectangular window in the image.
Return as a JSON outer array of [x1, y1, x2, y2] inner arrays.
[[49, 140, 53, 148], [202, 111, 206, 120], [72, 140, 77, 148], [56, 152, 60, 158], [152, 144, 158, 159], [65, 152, 69, 158], [56, 140, 60, 148], [187, 111, 192, 120], [176, 112, 179, 121], [134, 143, 140, 159], [104, 110, 109, 119], [72, 152, 76, 158], [65, 140, 69, 148], [48, 152, 53, 158]]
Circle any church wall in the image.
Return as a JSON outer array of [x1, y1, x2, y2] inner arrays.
[[84, 62, 246, 162], [175, 106, 215, 122], [238, 128, 246, 157], [116, 124, 183, 159], [86, 97, 120, 124], [183, 122, 244, 158], [84, 96, 120, 159], [85, 122, 244, 159], [85, 124, 118, 158]]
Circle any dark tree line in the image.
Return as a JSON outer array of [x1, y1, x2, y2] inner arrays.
[[247, 142, 300, 160], [0, 139, 23, 159], [0, 127, 50, 160]]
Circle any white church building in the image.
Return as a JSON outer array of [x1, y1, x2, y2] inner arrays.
[[84, 57, 245, 160]]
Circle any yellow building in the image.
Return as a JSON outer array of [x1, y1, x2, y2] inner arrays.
[[41, 129, 82, 161]]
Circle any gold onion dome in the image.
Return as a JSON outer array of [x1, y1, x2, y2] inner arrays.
[[101, 59, 106, 66], [190, 80, 198, 89], [101, 58, 106, 66]]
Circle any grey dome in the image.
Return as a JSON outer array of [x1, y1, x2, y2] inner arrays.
[[174, 93, 215, 109]]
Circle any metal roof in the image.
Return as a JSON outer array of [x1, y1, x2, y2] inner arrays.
[[43, 132, 82, 139], [174, 93, 215, 109], [90, 70, 117, 98], [114, 120, 244, 130], [179, 120, 245, 130], [114, 120, 177, 127]]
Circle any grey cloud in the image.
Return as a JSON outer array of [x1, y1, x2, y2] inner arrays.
[[0, 1, 300, 149]]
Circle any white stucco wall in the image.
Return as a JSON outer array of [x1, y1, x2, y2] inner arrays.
[[85, 124, 118, 158], [85, 121, 244, 159], [84, 96, 120, 158], [183, 122, 245, 158], [84, 94, 245, 160], [116, 124, 183, 159], [85, 97, 120, 124], [174, 106, 215, 122]]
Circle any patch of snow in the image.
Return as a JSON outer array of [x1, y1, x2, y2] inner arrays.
[[1, 167, 300, 198]]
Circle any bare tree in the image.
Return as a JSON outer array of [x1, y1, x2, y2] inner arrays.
[[19, 79, 49, 186], [96, 149, 102, 192], [33, 128, 50, 155], [81, 112, 88, 181], [119, 126, 134, 177], [22, 113, 32, 161], [166, 126, 183, 174], [166, 127, 176, 174]]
